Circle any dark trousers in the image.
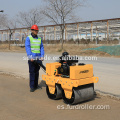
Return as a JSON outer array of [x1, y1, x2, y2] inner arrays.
[[28, 60, 40, 89]]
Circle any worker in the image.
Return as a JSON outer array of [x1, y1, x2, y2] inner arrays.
[[25, 25, 44, 92]]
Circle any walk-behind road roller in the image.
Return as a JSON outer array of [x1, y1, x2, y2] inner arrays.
[[37, 52, 99, 104]]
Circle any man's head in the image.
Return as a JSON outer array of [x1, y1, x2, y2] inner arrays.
[[31, 25, 39, 35]]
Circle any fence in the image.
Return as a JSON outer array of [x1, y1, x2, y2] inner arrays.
[[0, 18, 120, 44]]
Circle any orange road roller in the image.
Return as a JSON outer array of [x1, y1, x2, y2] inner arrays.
[[37, 52, 99, 104]]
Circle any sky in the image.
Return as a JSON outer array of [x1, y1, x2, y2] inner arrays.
[[0, 0, 120, 24]]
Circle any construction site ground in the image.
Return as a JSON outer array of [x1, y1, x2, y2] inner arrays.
[[0, 74, 120, 120], [0, 44, 120, 120]]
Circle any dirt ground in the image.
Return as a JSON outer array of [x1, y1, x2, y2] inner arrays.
[[0, 74, 120, 120], [0, 44, 120, 57]]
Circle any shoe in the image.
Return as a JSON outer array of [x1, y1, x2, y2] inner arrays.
[[35, 85, 42, 89], [30, 88, 35, 92]]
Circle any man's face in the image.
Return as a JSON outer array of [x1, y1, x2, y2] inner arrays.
[[31, 30, 39, 35]]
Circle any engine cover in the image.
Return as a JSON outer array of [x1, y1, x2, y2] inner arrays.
[[70, 64, 93, 79]]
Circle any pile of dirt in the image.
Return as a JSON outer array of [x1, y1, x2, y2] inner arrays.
[[0, 44, 119, 57], [0, 44, 25, 52], [44, 44, 113, 57], [0, 44, 9, 50], [44, 44, 96, 54]]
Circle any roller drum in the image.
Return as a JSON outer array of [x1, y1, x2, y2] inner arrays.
[[46, 84, 62, 100], [62, 84, 94, 105]]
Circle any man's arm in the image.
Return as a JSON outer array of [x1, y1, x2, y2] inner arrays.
[[25, 37, 33, 60]]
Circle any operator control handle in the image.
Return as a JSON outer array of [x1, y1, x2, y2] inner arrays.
[[34, 60, 46, 72]]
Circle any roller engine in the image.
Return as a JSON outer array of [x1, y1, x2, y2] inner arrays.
[[57, 52, 78, 76]]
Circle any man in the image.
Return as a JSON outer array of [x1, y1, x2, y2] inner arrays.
[[25, 25, 44, 92]]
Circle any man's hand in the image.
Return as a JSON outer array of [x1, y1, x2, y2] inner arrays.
[[31, 59, 34, 62], [41, 57, 44, 61]]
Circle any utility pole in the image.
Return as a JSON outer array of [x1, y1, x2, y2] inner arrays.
[[0, 10, 4, 42]]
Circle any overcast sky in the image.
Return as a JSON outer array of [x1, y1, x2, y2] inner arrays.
[[1, 0, 120, 23]]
